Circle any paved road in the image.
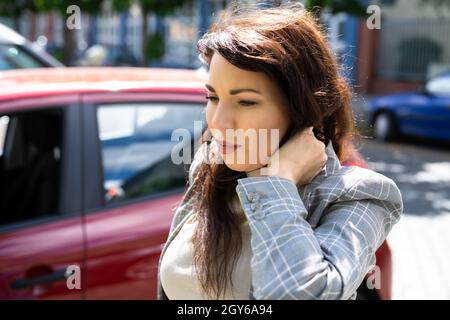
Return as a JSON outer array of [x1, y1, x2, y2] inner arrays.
[[357, 137, 450, 299]]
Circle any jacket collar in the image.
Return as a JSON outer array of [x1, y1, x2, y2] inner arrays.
[[296, 140, 341, 195], [324, 140, 341, 176]]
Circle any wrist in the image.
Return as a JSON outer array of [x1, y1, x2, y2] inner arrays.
[[267, 167, 297, 184], [246, 165, 298, 184]]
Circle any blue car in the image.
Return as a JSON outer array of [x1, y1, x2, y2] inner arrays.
[[367, 71, 450, 142]]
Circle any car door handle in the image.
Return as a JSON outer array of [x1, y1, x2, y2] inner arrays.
[[10, 268, 70, 290]]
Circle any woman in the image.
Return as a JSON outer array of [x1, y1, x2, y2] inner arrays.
[[157, 3, 403, 300]]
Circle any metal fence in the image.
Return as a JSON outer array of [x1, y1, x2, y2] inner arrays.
[[377, 17, 450, 81]]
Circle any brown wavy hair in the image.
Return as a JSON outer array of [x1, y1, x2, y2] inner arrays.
[[190, 2, 356, 299]]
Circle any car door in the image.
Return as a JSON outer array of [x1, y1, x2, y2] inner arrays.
[[0, 96, 84, 299], [398, 93, 450, 139], [400, 73, 450, 139], [81, 91, 206, 299], [424, 95, 450, 140], [424, 73, 450, 139]]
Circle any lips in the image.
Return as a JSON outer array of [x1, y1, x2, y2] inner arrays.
[[213, 138, 242, 154]]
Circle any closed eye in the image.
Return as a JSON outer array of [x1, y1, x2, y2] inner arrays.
[[205, 95, 258, 107], [205, 95, 219, 102], [238, 100, 258, 107]]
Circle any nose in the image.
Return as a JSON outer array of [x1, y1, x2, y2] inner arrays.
[[209, 101, 235, 134]]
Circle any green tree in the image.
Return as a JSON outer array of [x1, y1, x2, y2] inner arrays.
[[133, 0, 191, 65], [304, 0, 367, 16], [0, 0, 104, 64], [35, 1, 103, 64], [0, 0, 190, 65], [0, 0, 38, 31]]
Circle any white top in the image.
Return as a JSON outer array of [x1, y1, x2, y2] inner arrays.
[[159, 195, 252, 300]]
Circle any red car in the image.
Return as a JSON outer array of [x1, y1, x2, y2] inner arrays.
[[0, 68, 392, 300]]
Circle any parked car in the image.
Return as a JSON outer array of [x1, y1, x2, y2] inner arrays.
[[368, 71, 450, 142], [0, 68, 391, 300], [76, 44, 142, 67], [0, 23, 64, 70]]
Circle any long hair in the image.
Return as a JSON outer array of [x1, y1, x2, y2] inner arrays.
[[190, 2, 356, 299]]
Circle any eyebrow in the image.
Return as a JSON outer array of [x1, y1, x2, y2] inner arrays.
[[205, 84, 262, 95]]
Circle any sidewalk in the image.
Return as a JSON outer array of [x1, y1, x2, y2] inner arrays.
[[388, 213, 450, 299]]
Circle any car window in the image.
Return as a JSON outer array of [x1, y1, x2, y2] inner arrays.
[[97, 103, 206, 204], [0, 44, 47, 70], [0, 108, 64, 226]]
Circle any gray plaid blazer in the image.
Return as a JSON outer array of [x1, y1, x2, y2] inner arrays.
[[157, 140, 403, 300]]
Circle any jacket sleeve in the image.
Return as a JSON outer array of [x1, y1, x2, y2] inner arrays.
[[235, 174, 403, 300]]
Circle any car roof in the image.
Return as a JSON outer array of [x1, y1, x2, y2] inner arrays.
[[0, 67, 208, 101], [433, 70, 450, 79]]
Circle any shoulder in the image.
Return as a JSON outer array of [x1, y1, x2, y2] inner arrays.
[[312, 140, 401, 205], [314, 165, 403, 211]]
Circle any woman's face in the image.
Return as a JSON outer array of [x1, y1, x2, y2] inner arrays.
[[205, 53, 291, 173]]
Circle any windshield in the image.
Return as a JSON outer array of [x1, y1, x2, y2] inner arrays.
[[0, 44, 49, 70]]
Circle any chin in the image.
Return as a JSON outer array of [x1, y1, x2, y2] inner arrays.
[[222, 161, 262, 173]]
